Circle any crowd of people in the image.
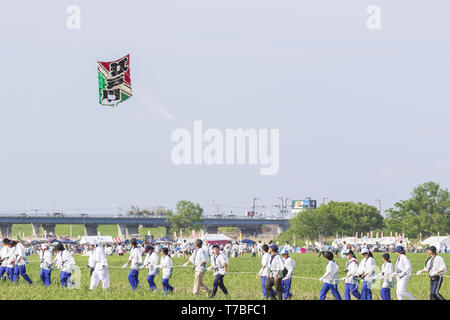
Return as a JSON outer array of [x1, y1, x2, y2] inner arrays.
[[0, 237, 447, 300]]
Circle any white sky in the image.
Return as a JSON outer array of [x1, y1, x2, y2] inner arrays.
[[0, 0, 449, 215]]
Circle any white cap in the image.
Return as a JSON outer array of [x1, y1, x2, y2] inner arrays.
[[361, 248, 369, 254], [280, 249, 289, 255]]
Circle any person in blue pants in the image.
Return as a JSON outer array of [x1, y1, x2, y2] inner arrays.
[[377, 253, 394, 300], [52, 243, 75, 288], [6, 240, 17, 282], [256, 244, 276, 299], [12, 241, 33, 284], [342, 250, 361, 300], [0, 238, 10, 281], [122, 238, 142, 291], [319, 251, 342, 300], [357, 248, 376, 300], [280, 249, 296, 300], [142, 245, 158, 291], [39, 244, 53, 287], [160, 247, 174, 293]]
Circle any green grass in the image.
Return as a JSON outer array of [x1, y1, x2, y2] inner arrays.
[[2, 253, 448, 300]]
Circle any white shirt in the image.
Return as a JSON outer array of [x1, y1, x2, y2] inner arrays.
[[92, 246, 108, 271], [259, 252, 270, 277], [395, 254, 412, 278], [344, 258, 359, 284], [143, 252, 159, 275], [425, 255, 447, 277], [210, 253, 228, 275], [40, 250, 53, 270], [189, 248, 209, 272], [117, 245, 124, 254], [357, 256, 376, 281], [378, 262, 395, 288], [55, 250, 75, 273], [160, 255, 173, 279], [267, 254, 284, 278], [0, 246, 9, 267], [6, 247, 15, 268], [282, 256, 295, 279], [14, 243, 26, 266], [321, 260, 340, 284], [129, 247, 143, 269]]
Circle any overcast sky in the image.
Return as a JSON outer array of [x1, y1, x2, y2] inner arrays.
[[0, 0, 449, 216]]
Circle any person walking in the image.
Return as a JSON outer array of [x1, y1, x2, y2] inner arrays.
[[0, 238, 10, 281], [122, 238, 142, 291], [159, 247, 174, 293], [280, 249, 295, 300], [342, 250, 361, 300], [265, 244, 284, 300], [394, 245, 416, 300], [89, 242, 110, 290], [357, 248, 376, 300], [319, 251, 342, 300], [39, 244, 53, 287], [52, 243, 75, 287], [376, 253, 395, 300], [183, 239, 211, 296], [142, 245, 159, 291], [208, 244, 229, 299], [5, 240, 16, 282], [256, 244, 276, 299], [416, 246, 447, 300]]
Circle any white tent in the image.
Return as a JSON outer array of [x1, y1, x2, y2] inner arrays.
[[202, 234, 233, 242], [422, 236, 450, 252], [79, 235, 114, 245]]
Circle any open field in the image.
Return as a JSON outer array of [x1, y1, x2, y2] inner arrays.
[[2, 253, 448, 300]]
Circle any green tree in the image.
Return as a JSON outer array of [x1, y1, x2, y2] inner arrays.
[[384, 182, 450, 238], [279, 201, 383, 240], [165, 200, 204, 233]]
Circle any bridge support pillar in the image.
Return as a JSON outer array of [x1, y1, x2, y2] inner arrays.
[[239, 226, 262, 237], [0, 224, 12, 238], [203, 226, 218, 235], [42, 224, 56, 237], [165, 226, 171, 237], [31, 223, 41, 237], [117, 224, 139, 238], [84, 224, 98, 236]]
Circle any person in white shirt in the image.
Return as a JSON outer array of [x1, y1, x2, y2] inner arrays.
[[122, 238, 142, 291], [0, 238, 10, 281], [51, 243, 75, 287], [265, 244, 284, 300], [342, 250, 361, 300], [357, 248, 376, 300], [141, 245, 159, 291], [319, 251, 342, 300], [183, 239, 211, 295], [251, 244, 257, 258], [224, 243, 231, 258], [394, 245, 416, 300], [87, 243, 96, 277], [280, 249, 295, 300], [159, 247, 174, 293], [11, 240, 33, 284], [89, 242, 110, 290], [116, 244, 124, 256], [256, 244, 275, 299], [181, 240, 189, 258], [5, 240, 16, 282], [416, 245, 447, 300], [208, 244, 229, 298], [238, 242, 246, 257], [257, 241, 263, 257], [376, 253, 395, 300], [39, 244, 53, 287]]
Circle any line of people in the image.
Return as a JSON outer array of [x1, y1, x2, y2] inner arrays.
[[318, 245, 447, 300]]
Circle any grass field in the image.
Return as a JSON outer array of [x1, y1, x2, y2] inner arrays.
[[2, 253, 448, 300]]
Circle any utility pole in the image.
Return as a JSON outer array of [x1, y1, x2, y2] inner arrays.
[[375, 199, 382, 216], [252, 197, 259, 216], [322, 197, 328, 205]]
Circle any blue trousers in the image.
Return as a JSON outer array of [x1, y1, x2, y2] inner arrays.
[[319, 283, 342, 300], [344, 283, 361, 300], [261, 276, 276, 299], [281, 278, 292, 300], [147, 275, 157, 291], [161, 278, 174, 293], [40, 269, 51, 287], [13, 265, 32, 284], [6, 267, 14, 281], [128, 269, 139, 291], [380, 287, 391, 300], [0, 266, 7, 279], [361, 281, 372, 300], [60, 271, 72, 287]]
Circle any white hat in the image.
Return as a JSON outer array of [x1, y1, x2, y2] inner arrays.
[[41, 244, 48, 249], [361, 248, 369, 254], [280, 249, 289, 255]]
